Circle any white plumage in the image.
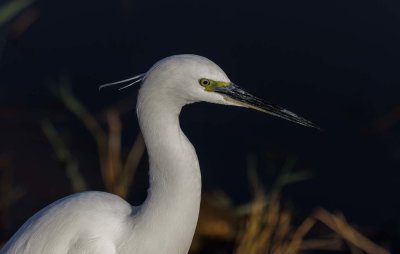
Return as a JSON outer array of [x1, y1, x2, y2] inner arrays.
[[1, 55, 318, 254]]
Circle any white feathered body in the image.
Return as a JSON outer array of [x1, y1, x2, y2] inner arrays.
[[1, 192, 131, 253]]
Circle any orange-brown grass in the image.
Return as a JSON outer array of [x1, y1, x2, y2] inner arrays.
[[234, 182, 390, 254], [43, 82, 145, 198]]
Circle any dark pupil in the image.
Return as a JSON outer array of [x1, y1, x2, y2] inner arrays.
[[203, 80, 209, 85]]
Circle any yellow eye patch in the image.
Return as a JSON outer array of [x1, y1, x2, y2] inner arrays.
[[198, 79, 230, 92]]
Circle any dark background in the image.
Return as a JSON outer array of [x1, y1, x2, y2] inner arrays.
[[1, 0, 400, 250]]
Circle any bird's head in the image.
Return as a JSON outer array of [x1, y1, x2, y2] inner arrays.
[[100, 54, 319, 129]]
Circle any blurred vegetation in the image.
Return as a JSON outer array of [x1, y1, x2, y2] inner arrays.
[[0, 153, 23, 246], [0, 0, 33, 26], [15, 77, 395, 253], [0, 79, 394, 252], [0, 0, 397, 253], [45, 78, 145, 198], [234, 158, 389, 254], [0, 0, 36, 247], [192, 155, 391, 254], [0, 0, 37, 44]]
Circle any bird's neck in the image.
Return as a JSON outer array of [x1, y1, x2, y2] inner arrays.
[[132, 89, 201, 253]]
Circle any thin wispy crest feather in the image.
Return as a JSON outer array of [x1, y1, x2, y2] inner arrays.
[[118, 78, 144, 90], [99, 73, 146, 91]]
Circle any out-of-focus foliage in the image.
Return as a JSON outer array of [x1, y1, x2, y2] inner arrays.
[[45, 79, 145, 198], [0, 0, 32, 26], [0, 0, 398, 252], [234, 175, 390, 254], [29, 84, 398, 253], [0, 84, 393, 252], [0, 0, 35, 247], [191, 157, 391, 254], [41, 120, 88, 192], [0, 154, 24, 247]]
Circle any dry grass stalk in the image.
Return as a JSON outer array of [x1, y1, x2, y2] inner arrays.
[[282, 216, 316, 254], [105, 110, 122, 192], [313, 208, 390, 254], [58, 84, 109, 189], [191, 193, 237, 252], [54, 82, 145, 198], [337, 212, 363, 254], [235, 190, 300, 254], [235, 167, 293, 254], [234, 164, 390, 254], [116, 132, 145, 197], [235, 197, 390, 254], [41, 120, 87, 192]]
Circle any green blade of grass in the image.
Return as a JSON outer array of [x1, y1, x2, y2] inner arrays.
[[0, 0, 33, 26]]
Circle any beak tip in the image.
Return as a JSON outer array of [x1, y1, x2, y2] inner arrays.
[[305, 122, 322, 131]]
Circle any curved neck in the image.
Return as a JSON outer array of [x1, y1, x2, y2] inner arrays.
[[132, 88, 201, 253]]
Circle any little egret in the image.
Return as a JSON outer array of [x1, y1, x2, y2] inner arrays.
[[0, 55, 318, 254]]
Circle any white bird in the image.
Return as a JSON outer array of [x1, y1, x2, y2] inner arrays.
[[0, 55, 318, 254]]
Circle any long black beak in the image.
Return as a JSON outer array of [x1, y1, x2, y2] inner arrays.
[[214, 83, 320, 130]]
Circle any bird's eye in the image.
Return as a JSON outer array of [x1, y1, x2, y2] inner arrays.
[[199, 79, 210, 87]]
